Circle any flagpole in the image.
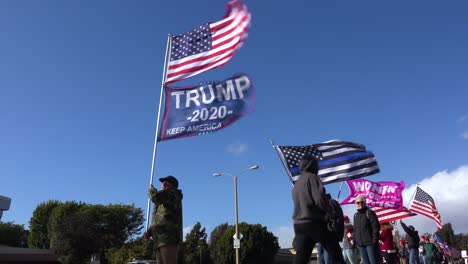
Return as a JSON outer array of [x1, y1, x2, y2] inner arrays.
[[406, 184, 419, 209], [270, 139, 294, 186], [337, 181, 344, 200], [145, 34, 172, 230]]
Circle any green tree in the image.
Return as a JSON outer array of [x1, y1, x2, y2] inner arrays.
[[216, 222, 279, 264], [440, 223, 456, 246], [28, 199, 62, 248], [85, 204, 144, 250], [208, 222, 229, 262], [47, 202, 144, 264], [47, 201, 84, 248], [454, 233, 468, 250], [183, 222, 210, 264], [106, 237, 153, 264], [48, 201, 87, 264], [54, 208, 97, 263], [0, 221, 29, 247]]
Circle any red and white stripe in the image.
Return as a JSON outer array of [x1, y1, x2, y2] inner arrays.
[[165, 0, 251, 84], [346, 229, 354, 243], [373, 207, 416, 224], [409, 200, 442, 230]]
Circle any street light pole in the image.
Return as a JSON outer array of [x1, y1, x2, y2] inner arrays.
[[213, 165, 259, 264], [234, 175, 239, 264]]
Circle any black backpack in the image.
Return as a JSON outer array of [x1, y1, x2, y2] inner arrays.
[[326, 198, 344, 241]]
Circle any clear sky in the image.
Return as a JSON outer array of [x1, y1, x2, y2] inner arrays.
[[1, 0, 467, 248]]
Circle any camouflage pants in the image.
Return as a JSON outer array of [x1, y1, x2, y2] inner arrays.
[[156, 244, 178, 264]]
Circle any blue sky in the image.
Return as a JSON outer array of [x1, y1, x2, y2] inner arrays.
[[1, 0, 467, 248]]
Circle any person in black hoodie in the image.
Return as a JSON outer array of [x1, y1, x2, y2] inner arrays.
[[353, 194, 381, 264], [292, 155, 345, 264], [400, 220, 421, 264]]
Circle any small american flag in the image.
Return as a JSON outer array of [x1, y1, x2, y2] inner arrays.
[[432, 232, 450, 256], [165, 0, 251, 84], [275, 140, 379, 184], [409, 187, 442, 230], [373, 207, 416, 224]]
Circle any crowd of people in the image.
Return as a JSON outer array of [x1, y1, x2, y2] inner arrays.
[[332, 210, 447, 264], [143, 155, 452, 264], [292, 155, 449, 264]]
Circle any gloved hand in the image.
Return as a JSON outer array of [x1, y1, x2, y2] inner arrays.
[[144, 231, 150, 240], [143, 230, 152, 241]]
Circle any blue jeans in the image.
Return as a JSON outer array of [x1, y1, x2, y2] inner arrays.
[[358, 245, 380, 264], [409, 248, 420, 264], [343, 248, 357, 264], [318, 242, 333, 264], [421, 255, 427, 264]]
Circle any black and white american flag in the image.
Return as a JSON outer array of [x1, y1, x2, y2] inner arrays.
[[275, 140, 380, 184]]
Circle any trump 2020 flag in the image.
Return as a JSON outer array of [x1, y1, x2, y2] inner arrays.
[[158, 74, 255, 141], [275, 140, 379, 184], [165, 0, 251, 84]]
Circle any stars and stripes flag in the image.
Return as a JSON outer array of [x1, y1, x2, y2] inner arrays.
[[275, 140, 380, 184], [165, 0, 251, 84], [409, 187, 442, 230], [373, 207, 416, 224], [432, 232, 451, 256]]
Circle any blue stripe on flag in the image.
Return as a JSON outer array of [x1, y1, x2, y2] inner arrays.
[[290, 167, 300, 174], [289, 151, 373, 176], [318, 151, 372, 167]]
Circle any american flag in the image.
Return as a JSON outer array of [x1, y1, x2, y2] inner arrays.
[[432, 232, 450, 256], [409, 187, 442, 230], [165, 0, 251, 84], [373, 207, 416, 224], [275, 140, 380, 184]]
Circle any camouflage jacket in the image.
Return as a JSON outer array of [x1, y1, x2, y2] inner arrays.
[[148, 187, 183, 248]]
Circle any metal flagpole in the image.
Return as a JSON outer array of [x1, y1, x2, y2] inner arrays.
[[337, 181, 344, 200], [406, 183, 419, 209], [269, 139, 294, 186], [145, 34, 173, 230]]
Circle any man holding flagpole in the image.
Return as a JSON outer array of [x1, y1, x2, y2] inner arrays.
[[400, 220, 421, 264], [146, 176, 183, 264]]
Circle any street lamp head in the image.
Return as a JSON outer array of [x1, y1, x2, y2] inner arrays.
[[249, 165, 259, 170], [213, 173, 222, 177]]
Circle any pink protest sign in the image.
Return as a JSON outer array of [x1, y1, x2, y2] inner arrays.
[[340, 179, 405, 210]]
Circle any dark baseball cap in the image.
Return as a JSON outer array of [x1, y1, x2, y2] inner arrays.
[[159, 175, 178, 188]]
